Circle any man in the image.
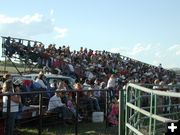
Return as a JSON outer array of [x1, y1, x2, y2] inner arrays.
[[35, 72, 47, 89], [48, 89, 73, 121], [107, 74, 116, 101]]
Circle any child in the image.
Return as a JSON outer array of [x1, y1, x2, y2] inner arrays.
[[66, 94, 83, 122], [107, 98, 119, 126]]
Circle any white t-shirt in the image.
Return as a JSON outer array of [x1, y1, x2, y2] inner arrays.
[[107, 78, 116, 88], [3, 93, 19, 112], [48, 95, 64, 111]]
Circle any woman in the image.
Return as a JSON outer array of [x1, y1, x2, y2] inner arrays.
[[107, 99, 119, 126], [2, 79, 21, 135]]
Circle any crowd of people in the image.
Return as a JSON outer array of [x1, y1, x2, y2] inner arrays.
[[1, 36, 179, 132], [3, 37, 176, 86]]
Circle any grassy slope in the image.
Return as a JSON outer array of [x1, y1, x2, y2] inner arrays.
[[0, 65, 25, 73]]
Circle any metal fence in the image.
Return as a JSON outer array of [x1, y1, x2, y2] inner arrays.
[[124, 83, 180, 135], [0, 89, 119, 135], [2, 83, 179, 135]]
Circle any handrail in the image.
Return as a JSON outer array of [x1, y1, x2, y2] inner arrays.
[[126, 103, 172, 123], [1, 36, 42, 43], [128, 83, 180, 97]]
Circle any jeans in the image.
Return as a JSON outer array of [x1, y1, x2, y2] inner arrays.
[[3, 112, 16, 135], [48, 106, 73, 120], [88, 97, 101, 111]]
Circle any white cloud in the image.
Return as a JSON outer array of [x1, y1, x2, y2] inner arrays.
[[51, 18, 55, 23], [168, 44, 180, 51], [20, 13, 43, 24], [0, 13, 68, 40], [176, 50, 180, 56], [152, 60, 159, 66], [168, 44, 180, 56], [54, 27, 68, 39], [109, 43, 180, 68], [130, 43, 151, 55], [50, 9, 54, 16], [109, 43, 152, 57], [0, 15, 18, 24], [0, 13, 43, 24], [109, 47, 128, 54]]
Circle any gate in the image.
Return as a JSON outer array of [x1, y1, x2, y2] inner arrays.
[[123, 83, 180, 135]]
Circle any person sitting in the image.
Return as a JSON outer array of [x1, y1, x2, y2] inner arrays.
[[47, 89, 74, 122], [66, 94, 83, 122], [35, 71, 47, 89]]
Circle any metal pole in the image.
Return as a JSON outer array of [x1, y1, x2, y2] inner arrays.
[[153, 94, 157, 135], [125, 86, 129, 135], [4, 56, 7, 73], [148, 92, 153, 135], [119, 90, 120, 135], [7, 56, 22, 76], [137, 90, 141, 130], [119, 89, 125, 135], [105, 89, 109, 130], [5, 95, 11, 135], [134, 88, 137, 127], [38, 93, 43, 135], [75, 91, 78, 135]]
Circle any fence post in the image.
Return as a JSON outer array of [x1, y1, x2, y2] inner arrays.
[[105, 89, 109, 129], [153, 94, 157, 135], [75, 91, 78, 135], [4, 56, 7, 72], [5, 95, 11, 135], [38, 93, 43, 135], [148, 92, 153, 135], [119, 89, 125, 135]]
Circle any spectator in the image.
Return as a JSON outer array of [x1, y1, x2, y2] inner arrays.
[[107, 98, 119, 126], [57, 81, 68, 91], [35, 72, 47, 89], [47, 89, 74, 122], [66, 94, 83, 122], [107, 74, 116, 100], [153, 79, 160, 90], [2, 73, 12, 83], [0, 81, 3, 117], [2, 79, 21, 135]]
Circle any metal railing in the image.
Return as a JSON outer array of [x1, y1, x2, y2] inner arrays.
[[124, 83, 180, 135], [0, 89, 119, 135]]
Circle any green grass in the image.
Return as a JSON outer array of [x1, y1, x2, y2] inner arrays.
[[17, 122, 118, 135], [0, 65, 25, 73], [0, 65, 40, 74]]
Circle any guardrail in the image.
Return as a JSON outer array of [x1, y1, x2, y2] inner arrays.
[[124, 83, 180, 135]]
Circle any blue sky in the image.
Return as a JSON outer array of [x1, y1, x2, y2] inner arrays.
[[0, 0, 180, 68]]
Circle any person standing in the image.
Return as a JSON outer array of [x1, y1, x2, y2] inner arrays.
[[107, 74, 116, 101], [2, 79, 21, 135]]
